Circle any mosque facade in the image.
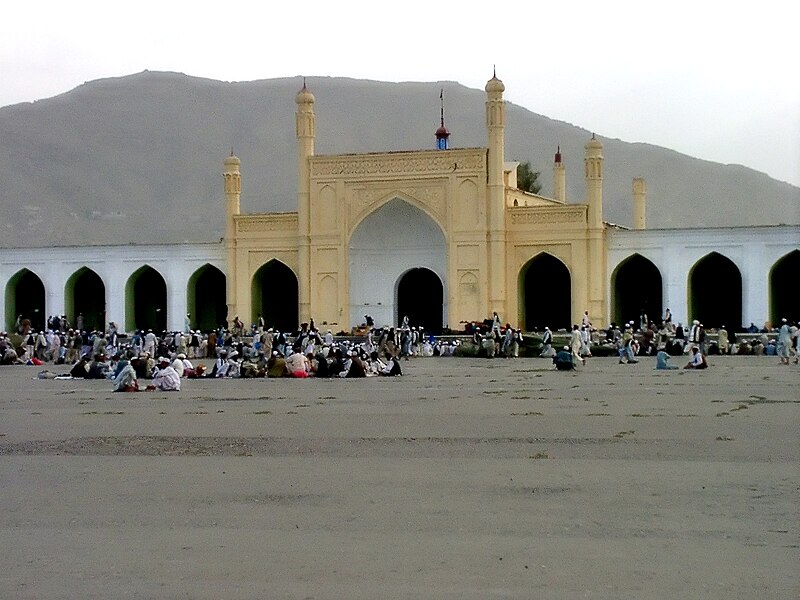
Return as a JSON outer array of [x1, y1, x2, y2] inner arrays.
[[1, 74, 798, 334]]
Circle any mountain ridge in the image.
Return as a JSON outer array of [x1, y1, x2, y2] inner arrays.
[[0, 71, 797, 248]]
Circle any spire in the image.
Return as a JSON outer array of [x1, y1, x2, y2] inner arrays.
[[435, 88, 450, 150], [555, 145, 562, 164]]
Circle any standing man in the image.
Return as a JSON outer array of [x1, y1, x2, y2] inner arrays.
[[777, 318, 792, 365], [570, 325, 584, 365], [539, 326, 554, 358]]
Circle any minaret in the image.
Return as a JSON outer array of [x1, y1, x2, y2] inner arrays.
[[583, 133, 606, 328], [553, 146, 566, 202], [435, 89, 450, 150], [485, 68, 507, 320], [296, 79, 315, 324], [223, 151, 241, 324], [633, 177, 647, 230], [584, 134, 604, 229]]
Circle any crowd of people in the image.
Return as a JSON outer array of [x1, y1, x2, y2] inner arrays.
[[1, 308, 797, 388]]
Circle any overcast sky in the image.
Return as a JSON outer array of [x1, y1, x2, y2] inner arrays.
[[3, 0, 798, 186]]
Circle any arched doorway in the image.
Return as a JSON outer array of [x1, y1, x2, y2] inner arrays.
[[770, 250, 800, 325], [688, 252, 742, 329], [187, 264, 226, 332], [252, 260, 298, 333], [519, 253, 571, 331], [611, 254, 663, 327], [396, 268, 444, 334], [349, 198, 447, 329], [65, 267, 106, 332], [5, 269, 45, 332], [125, 266, 167, 332]]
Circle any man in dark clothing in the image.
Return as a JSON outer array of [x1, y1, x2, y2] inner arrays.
[[553, 346, 576, 370]]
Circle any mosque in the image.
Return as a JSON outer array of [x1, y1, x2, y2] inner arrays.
[[1, 73, 798, 335]]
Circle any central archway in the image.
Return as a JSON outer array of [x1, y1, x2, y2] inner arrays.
[[251, 260, 298, 333], [519, 253, 571, 331], [396, 268, 444, 334], [349, 198, 447, 329]]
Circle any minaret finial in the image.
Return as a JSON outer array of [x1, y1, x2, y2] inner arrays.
[[493, 64, 496, 78], [230, 147, 234, 157], [303, 76, 306, 89], [435, 88, 450, 150]]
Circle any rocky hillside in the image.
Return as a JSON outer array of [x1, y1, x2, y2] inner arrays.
[[0, 71, 797, 247]]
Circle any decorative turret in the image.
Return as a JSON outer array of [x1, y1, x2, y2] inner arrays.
[[485, 68, 506, 197], [633, 177, 647, 230], [553, 146, 566, 203], [584, 133, 604, 230], [223, 151, 241, 231], [295, 79, 316, 144], [435, 89, 450, 150]]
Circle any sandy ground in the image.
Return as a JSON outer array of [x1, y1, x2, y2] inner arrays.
[[0, 356, 797, 599]]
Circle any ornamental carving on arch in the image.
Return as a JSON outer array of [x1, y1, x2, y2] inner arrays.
[[350, 185, 446, 231], [510, 208, 586, 226], [311, 152, 485, 178], [236, 214, 298, 234]]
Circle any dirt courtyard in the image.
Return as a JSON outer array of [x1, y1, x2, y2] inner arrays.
[[0, 356, 797, 599]]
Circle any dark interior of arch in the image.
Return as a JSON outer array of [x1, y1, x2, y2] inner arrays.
[[68, 269, 106, 332], [770, 250, 800, 325], [396, 268, 443, 334], [6, 270, 45, 332], [612, 255, 663, 327], [521, 254, 571, 331], [188, 265, 226, 332], [252, 261, 298, 333], [131, 267, 167, 332], [689, 253, 742, 330]]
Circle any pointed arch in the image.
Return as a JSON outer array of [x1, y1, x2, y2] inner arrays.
[[65, 267, 106, 332], [252, 259, 298, 333], [688, 252, 742, 329], [611, 254, 662, 327], [770, 249, 800, 325], [348, 193, 447, 245], [125, 265, 167, 332], [187, 264, 226, 332], [396, 267, 444, 334], [519, 253, 571, 331], [5, 268, 45, 332], [349, 197, 447, 329]]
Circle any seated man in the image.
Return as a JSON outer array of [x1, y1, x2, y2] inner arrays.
[[86, 353, 111, 379], [553, 346, 576, 370], [69, 356, 90, 378], [266, 351, 289, 378], [113, 357, 140, 392], [147, 357, 181, 391], [285, 348, 309, 378], [655, 350, 678, 370], [684, 346, 708, 370], [379, 354, 403, 376]]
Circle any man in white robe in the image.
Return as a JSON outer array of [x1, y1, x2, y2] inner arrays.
[[150, 357, 181, 391]]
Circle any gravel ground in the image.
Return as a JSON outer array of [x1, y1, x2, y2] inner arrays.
[[0, 356, 798, 599]]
